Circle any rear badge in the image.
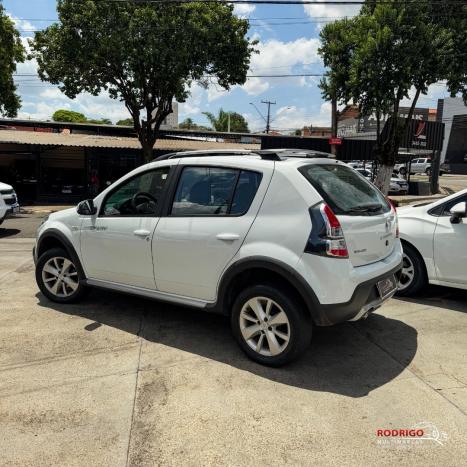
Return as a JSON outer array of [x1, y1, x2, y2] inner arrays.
[[354, 249, 367, 254]]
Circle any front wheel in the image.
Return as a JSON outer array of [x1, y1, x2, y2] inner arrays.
[[399, 167, 407, 176], [36, 247, 87, 303], [397, 244, 427, 296], [426, 168, 432, 176], [231, 285, 312, 366]]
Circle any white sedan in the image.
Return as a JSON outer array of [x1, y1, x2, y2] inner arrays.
[[397, 189, 467, 295]]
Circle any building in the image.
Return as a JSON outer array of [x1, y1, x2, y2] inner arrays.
[[160, 102, 178, 129], [0, 121, 259, 203], [437, 97, 467, 170], [301, 126, 332, 137]]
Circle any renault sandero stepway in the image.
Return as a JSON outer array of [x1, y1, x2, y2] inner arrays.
[[34, 149, 402, 366]]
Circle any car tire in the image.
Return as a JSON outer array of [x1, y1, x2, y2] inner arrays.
[[231, 284, 312, 366], [399, 167, 407, 176], [397, 243, 427, 296], [36, 247, 87, 303], [425, 168, 432, 176]]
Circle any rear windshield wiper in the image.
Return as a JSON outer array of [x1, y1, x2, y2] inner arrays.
[[347, 203, 383, 213]]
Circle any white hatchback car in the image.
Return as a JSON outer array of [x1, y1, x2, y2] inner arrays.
[[397, 189, 467, 295], [0, 182, 20, 226], [34, 149, 402, 366]]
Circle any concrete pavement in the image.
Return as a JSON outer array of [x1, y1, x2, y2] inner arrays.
[[0, 237, 466, 466]]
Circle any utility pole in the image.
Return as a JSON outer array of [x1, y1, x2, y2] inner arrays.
[[261, 100, 276, 134]]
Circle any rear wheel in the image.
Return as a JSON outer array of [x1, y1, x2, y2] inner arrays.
[[399, 167, 407, 176], [426, 167, 432, 176], [397, 243, 427, 296], [36, 247, 87, 303], [231, 284, 312, 366]]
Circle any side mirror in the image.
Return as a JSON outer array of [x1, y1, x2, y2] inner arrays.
[[77, 199, 97, 216], [450, 201, 466, 224]]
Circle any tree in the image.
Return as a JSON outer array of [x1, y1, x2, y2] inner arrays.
[[179, 118, 195, 130], [30, 1, 255, 161], [319, 1, 452, 193], [116, 118, 133, 126], [0, 4, 25, 117], [52, 109, 86, 123], [203, 109, 250, 133], [87, 118, 112, 125]]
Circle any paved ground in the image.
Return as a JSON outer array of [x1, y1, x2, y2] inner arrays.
[[0, 232, 466, 465]]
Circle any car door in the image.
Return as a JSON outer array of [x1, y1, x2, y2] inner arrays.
[[410, 159, 421, 173], [433, 193, 467, 285], [153, 162, 271, 301], [80, 165, 172, 289]]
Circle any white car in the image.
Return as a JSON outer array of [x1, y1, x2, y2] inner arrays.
[[397, 189, 467, 295], [389, 176, 409, 195], [0, 182, 20, 226], [34, 149, 402, 366], [395, 158, 448, 177]]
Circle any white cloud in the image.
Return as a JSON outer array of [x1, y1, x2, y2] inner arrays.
[[240, 37, 321, 96], [303, 1, 361, 21], [400, 83, 447, 108], [233, 5, 256, 17]]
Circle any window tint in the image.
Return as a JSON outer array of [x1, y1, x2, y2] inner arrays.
[[231, 171, 262, 215], [171, 166, 261, 216], [102, 167, 170, 216], [299, 164, 390, 216]]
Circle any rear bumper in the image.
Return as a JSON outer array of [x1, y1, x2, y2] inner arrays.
[[314, 263, 402, 325]]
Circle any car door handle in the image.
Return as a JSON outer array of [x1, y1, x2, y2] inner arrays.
[[134, 229, 151, 237], [216, 233, 240, 241]]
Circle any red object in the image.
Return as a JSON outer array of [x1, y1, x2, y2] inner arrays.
[[329, 137, 343, 145], [321, 203, 349, 258]]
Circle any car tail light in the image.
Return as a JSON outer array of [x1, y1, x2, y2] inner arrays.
[[305, 203, 349, 258], [386, 197, 399, 238]]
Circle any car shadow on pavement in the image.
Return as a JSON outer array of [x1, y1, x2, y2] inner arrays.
[[394, 285, 467, 314], [0, 228, 21, 238], [36, 288, 418, 398]]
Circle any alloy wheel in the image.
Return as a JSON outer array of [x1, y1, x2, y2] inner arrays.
[[239, 296, 291, 357], [42, 256, 79, 298], [398, 253, 415, 291]]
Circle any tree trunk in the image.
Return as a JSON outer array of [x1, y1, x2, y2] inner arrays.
[[330, 96, 337, 156], [374, 164, 393, 195], [141, 141, 154, 163], [430, 150, 441, 194]]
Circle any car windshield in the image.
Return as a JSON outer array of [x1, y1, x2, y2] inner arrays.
[[299, 164, 391, 215]]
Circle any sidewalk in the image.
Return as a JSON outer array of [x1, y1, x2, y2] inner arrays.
[[21, 205, 73, 215]]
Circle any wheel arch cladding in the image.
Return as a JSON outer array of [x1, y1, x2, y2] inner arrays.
[[37, 229, 86, 280], [209, 257, 319, 324]]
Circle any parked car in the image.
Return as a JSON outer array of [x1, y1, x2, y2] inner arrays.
[[394, 158, 449, 176], [397, 188, 467, 295], [34, 149, 402, 366], [389, 176, 409, 195], [0, 182, 20, 226]]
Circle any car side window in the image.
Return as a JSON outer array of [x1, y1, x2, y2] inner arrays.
[[441, 194, 467, 216], [171, 166, 262, 216], [101, 167, 170, 217]]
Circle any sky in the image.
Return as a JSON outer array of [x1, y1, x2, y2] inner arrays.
[[3, 0, 451, 133]]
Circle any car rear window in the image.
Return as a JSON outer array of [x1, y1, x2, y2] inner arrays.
[[299, 164, 390, 215]]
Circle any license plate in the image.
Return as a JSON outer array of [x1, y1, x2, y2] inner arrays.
[[376, 275, 397, 299]]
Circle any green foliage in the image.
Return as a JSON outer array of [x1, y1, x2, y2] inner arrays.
[[30, 0, 255, 160], [318, 0, 456, 192], [179, 118, 210, 131], [87, 118, 112, 125], [116, 118, 133, 126], [0, 4, 25, 117], [203, 109, 250, 133], [52, 109, 87, 123]]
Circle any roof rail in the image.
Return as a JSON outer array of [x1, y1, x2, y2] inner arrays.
[[154, 148, 332, 162]]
